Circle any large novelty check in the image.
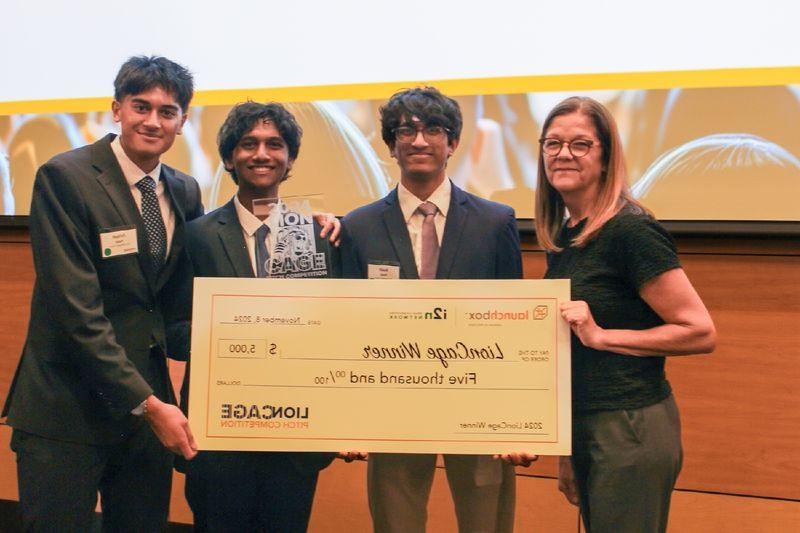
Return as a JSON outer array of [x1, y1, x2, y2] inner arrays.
[[188, 278, 571, 455]]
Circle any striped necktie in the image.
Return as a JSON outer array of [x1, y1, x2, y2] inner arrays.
[[416, 201, 439, 279]]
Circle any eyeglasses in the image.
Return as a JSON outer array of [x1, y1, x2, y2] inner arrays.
[[393, 124, 450, 144], [539, 138, 596, 158]]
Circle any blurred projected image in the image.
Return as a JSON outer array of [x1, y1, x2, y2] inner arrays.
[[1, 85, 798, 221]]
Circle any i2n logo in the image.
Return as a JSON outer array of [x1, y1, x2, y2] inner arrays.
[[424, 307, 447, 320]]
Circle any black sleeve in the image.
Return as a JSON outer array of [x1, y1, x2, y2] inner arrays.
[[328, 236, 343, 279], [495, 209, 523, 279], [184, 176, 204, 221], [164, 176, 203, 361], [614, 214, 681, 289], [164, 250, 194, 361], [339, 220, 363, 279]]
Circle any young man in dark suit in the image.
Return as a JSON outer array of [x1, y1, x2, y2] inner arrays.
[[340, 87, 529, 533], [181, 101, 339, 532], [2, 56, 202, 532]]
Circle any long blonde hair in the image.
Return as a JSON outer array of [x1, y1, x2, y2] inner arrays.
[[534, 96, 647, 252]]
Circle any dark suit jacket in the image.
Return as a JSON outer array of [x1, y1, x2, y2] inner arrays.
[[180, 199, 335, 473], [341, 182, 522, 280], [339, 182, 522, 495], [2, 133, 203, 445]]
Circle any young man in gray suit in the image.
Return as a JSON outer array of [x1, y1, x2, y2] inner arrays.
[[180, 101, 339, 532], [2, 56, 202, 532], [340, 87, 531, 532]]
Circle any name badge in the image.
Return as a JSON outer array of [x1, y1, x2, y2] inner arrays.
[[368, 262, 400, 279], [99, 226, 138, 259]]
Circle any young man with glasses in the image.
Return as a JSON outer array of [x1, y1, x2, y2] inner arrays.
[[340, 86, 525, 532]]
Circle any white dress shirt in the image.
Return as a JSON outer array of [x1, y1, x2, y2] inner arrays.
[[397, 178, 451, 274], [234, 194, 280, 276], [111, 136, 175, 255]]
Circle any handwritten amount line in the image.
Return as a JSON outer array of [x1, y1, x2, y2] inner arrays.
[[240, 384, 550, 391]]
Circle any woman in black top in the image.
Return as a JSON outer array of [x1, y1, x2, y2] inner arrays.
[[534, 97, 716, 533]]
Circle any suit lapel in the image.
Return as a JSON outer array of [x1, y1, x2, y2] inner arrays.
[[156, 165, 185, 290], [437, 183, 469, 279], [92, 134, 158, 293], [381, 188, 418, 279], [217, 200, 255, 278]]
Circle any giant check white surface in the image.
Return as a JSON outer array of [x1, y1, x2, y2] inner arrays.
[[189, 278, 571, 454]]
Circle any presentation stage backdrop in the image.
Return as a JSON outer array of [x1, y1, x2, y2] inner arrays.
[[1, 0, 798, 225]]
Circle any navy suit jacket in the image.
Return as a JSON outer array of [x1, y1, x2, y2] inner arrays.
[[180, 199, 335, 473], [2, 133, 203, 444], [341, 182, 522, 280], [338, 182, 521, 488]]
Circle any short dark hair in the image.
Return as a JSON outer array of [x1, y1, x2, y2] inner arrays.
[[217, 101, 302, 184], [379, 87, 462, 146], [113, 56, 194, 113]]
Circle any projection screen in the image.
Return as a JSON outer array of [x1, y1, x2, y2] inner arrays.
[[1, 0, 798, 230]]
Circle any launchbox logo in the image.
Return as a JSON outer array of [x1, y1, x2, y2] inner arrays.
[[465, 305, 549, 322]]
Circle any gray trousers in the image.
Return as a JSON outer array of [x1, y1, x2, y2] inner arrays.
[[368, 453, 516, 532], [572, 395, 683, 533]]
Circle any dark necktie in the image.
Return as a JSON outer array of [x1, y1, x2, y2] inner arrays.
[[416, 201, 440, 279], [255, 224, 271, 278], [136, 175, 167, 270]]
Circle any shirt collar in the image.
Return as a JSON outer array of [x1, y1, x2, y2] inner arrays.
[[234, 194, 282, 237], [397, 178, 451, 223], [110, 135, 163, 186]]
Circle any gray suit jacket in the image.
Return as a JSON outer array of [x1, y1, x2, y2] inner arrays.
[[2, 133, 203, 444]]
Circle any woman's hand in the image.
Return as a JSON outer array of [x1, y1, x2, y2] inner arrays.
[[560, 301, 606, 350], [558, 456, 579, 506]]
